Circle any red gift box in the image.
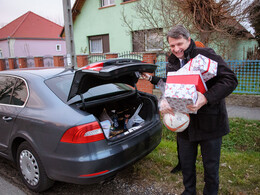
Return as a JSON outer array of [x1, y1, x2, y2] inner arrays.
[[166, 71, 207, 94]]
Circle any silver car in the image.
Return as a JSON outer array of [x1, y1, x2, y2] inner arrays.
[[0, 59, 162, 192]]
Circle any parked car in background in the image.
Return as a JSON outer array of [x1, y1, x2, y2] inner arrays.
[[0, 59, 162, 192]]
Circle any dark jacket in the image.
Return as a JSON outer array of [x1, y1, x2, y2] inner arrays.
[[151, 39, 238, 141]]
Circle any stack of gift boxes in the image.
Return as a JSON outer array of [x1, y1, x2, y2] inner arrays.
[[164, 54, 218, 113]]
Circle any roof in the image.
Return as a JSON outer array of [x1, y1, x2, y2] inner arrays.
[[0, 11, 63, 40]]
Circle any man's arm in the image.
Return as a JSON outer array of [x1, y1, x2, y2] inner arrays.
[[198, 50, 238, 105]]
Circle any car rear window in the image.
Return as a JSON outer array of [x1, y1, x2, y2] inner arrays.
[[45, 74, 134, 103]]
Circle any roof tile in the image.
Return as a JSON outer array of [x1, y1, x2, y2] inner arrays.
[[0, 11, 63, 39]]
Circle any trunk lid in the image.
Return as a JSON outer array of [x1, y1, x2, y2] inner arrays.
[[67, 58, 157, 101]]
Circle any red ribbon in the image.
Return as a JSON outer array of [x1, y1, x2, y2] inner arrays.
[[202, 59, 210, 75]]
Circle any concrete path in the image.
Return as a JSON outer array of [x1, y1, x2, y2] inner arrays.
[[0, 177, 26, 195], [227, 105, 260, 120]]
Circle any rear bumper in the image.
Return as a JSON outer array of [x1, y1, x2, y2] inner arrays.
[[44, 120, 162, 184]]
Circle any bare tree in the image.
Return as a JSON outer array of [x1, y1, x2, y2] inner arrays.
[[121, 0, 253, 57], [177, 0, 250, 43], [121, 0, 187, 52], [244, 0, 260, 59]]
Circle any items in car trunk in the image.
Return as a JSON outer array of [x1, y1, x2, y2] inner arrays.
[[99, 103, 145, 139]]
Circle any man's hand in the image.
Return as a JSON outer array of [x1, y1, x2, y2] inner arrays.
[[159, 98, 175, 116], [141, 73, 152, 81], [187, 92, 208, 112]]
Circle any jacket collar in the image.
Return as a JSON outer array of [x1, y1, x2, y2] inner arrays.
[[184, 39, 196, 62]]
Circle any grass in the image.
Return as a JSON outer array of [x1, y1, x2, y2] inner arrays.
[[132, 118, 260, 194]]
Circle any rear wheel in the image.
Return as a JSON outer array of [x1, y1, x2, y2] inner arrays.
[[16, 141, 54, 192]]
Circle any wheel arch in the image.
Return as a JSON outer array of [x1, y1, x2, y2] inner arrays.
[[11, 133, 41, 167]]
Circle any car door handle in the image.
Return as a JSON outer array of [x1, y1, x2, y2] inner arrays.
[[2, 116, 13, 121]]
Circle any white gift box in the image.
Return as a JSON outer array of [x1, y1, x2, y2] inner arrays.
[[178, 54, 218, 82], [164, 83, 198, 114]]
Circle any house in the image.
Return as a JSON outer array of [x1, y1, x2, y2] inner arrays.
[[0, 11, 66, 58], [69, 0, 258, 60]]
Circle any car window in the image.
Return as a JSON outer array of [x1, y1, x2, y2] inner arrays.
[[45, 74, 134, 103], [0, 76, 28, 106]]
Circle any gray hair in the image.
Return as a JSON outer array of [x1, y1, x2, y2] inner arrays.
[[167, 25, 190, 41]]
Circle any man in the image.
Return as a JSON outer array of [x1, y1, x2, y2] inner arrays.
[[143, 40, 206, 175], [143, 25, 238, 194]]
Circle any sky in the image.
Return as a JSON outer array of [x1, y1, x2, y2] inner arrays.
[[0, 0, 76, 28]]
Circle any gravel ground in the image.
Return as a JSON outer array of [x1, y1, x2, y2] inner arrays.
[[0, 157, 181, 195]]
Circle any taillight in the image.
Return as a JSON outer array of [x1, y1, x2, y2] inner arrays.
[[81, 62, 104, 71], [60, 121, 105, 144]]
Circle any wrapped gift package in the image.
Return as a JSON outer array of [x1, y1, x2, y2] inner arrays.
[[166, 71, 208, 94], [178, 54, 218, 82], [164, 83, 197, 114]]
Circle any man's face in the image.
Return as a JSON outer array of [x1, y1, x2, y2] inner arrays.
[[168, 36, 191, 59]]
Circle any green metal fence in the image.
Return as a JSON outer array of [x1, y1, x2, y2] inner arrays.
[[87, 54, 106, 64], [118, 51, 143, 60], [86, 51, 143, 64], [155, 60, 260, 95]]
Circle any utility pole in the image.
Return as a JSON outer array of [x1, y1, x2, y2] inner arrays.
[[62, 0, 76, 68]]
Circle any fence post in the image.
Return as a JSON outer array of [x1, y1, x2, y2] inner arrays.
[[53, 55, 64, 67], [0, 59, 5, 71], [18, 57, 27, 68], [8, 58, 16, 69], [77, 54, 88, 68], [105, 53, 118, 59], [136, 52, 157, 94], [143, 52, 157, 64], [34, 56, 44, 67]]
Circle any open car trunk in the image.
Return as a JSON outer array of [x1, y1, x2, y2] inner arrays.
[[68, 59, 159, 140], [78, 92, 157, 140]]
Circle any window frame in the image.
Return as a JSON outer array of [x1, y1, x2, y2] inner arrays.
[[88, 34, 110, 54], [101, 0, 115, 7], [0, 75, 29, 107]]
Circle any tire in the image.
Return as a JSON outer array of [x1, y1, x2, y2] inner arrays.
[[16, 141, 54, 192]]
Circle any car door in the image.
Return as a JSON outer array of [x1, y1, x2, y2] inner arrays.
[[68, 58, 157, 101], [0, 75, 28, 152]]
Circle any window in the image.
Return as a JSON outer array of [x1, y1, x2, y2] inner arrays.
[[132, 29, 163, 52], [0, 49, 3, 58], [121, 0, 138, 4], [101, 0, 115, 7], [0, 76, 28, 106], [56, 44, 61, 51], [88, 34, 110, 54], [145, 31, 164, 51], [45, 74, 133, 104], [90, 39, 103, 53]]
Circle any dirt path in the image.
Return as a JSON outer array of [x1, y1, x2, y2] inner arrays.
[[0, 157, 181, 195]]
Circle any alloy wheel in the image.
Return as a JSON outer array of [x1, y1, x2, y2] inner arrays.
[[19, 149, 40, 186]]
